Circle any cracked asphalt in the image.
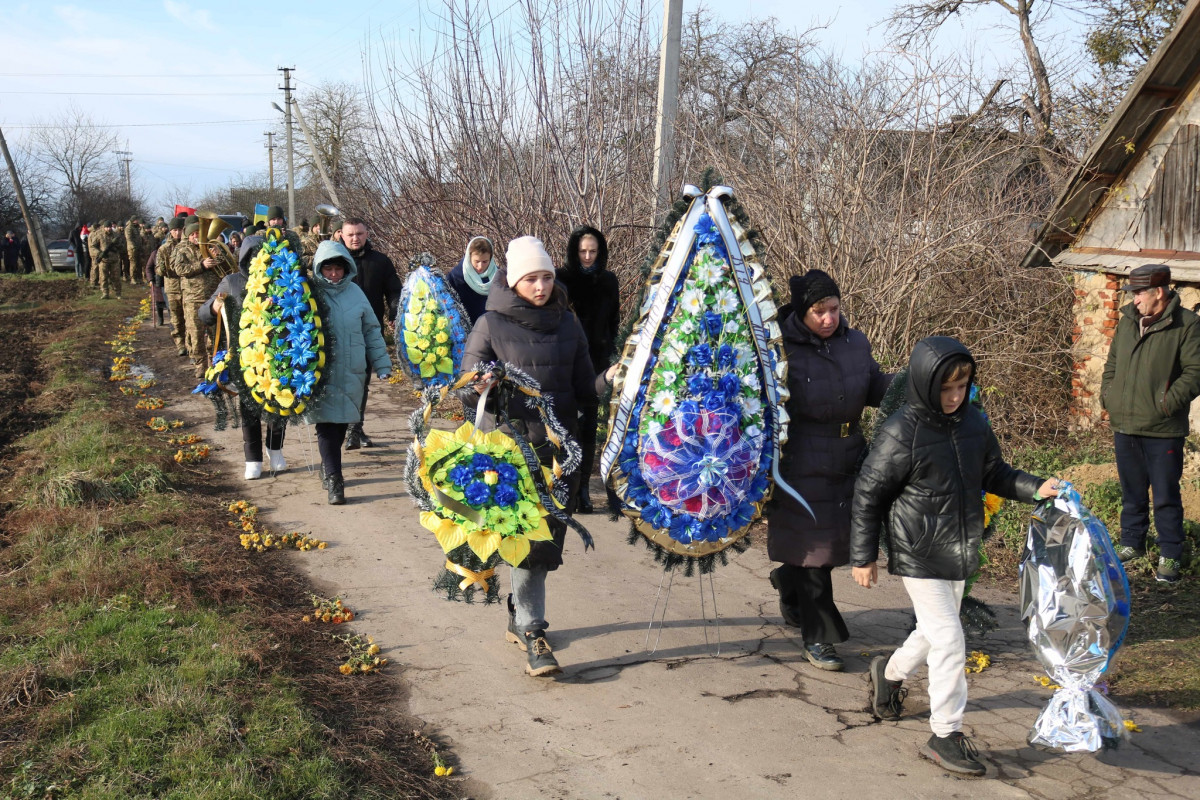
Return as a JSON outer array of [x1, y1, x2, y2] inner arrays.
[[143, 321, 1200, 800]]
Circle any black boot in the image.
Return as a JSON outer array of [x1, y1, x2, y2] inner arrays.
[[576, 482, 594, 514], [505, 594, 527, 651], [345, 424, 362, 451], [327, 475, 345, 505], [769, 566, 806, 628]]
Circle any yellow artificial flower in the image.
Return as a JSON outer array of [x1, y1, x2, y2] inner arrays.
[[497, 536, 531, 567], [246, 322, 272, 346], [435, 331, 449, 343], [242, 348, 270, 371], [421, 510, 467, 552], [421, 312, 436, 327], [242, 295, 272, 321], [275, 388, 295, 408], [436, 358, 454, 374], [467, 529, 501, 561], [435, 346, 449, 357]]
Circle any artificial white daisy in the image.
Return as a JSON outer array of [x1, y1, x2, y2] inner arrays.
[[680, 287, 706, 315], [661, 370, 678, 386], [652, 391, 678, 415], [714, 287, 739, 314]]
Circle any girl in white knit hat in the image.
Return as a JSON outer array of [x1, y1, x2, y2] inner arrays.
[[459, 236, 600, 676]]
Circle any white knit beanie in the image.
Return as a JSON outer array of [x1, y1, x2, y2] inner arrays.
[[505, 236, 555, 287]]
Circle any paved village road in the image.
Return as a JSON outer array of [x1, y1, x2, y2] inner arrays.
[[140, 318, 1200, 800]]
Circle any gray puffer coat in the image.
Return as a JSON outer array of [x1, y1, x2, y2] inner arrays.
[[308, 241, 392, 424], [459, 269, 597, 570], [767, 311, 891, 567], [850, 336, 1043, 580]]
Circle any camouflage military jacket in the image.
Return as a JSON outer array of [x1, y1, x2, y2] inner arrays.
[[171, 241, 205, 278], [91, 227, 118, 261], [157, 238, 180, 279]]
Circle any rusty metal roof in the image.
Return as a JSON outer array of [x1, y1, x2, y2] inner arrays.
[[1021, 0, 1200, 269]]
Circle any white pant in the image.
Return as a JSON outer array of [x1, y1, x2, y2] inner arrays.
[[884, 577, 967, 737]]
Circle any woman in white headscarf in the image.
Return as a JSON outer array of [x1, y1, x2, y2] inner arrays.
[[446, 235, 498, 325]]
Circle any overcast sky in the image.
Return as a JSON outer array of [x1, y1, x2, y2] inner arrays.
[[2, 0, 1088, 215]]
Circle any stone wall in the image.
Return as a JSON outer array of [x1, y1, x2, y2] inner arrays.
[[1071, 270, 1200, 430]]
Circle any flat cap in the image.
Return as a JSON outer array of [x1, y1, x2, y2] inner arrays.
[[1121, 264, 1171, 292]]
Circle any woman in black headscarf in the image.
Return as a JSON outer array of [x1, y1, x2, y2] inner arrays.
[[769, 270, 892, 671]]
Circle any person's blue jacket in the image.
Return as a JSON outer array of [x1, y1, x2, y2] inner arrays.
[[308, 241, 392, 424]]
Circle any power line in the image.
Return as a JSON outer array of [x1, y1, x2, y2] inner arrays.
[[0, 90, 274, 97], [4, 118, 275, 129], [0, 72, 275, 78]]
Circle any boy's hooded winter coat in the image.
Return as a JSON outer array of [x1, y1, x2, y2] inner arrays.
[[557, 226, 620, 372], [850, 336, 1043, 580], [459, 269, 597, 570], [308, 241, 392, 424], [767, 309, 891, 568]]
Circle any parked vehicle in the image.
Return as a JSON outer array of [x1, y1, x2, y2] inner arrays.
[[47, 239, 76, 272]]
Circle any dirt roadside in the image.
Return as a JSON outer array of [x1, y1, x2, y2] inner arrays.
[[139, 316, 1200, 800]]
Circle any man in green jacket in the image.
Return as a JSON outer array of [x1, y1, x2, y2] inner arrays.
[[1101, 264, 1200, 583]]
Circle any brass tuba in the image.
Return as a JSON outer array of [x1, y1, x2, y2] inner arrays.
[[197, 210, 234, 276], [315, 203, 340, 240]]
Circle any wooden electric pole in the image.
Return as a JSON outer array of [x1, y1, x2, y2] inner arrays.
[[279, 66, 296, 225], [0, 124, 51, 274], [651, 0, 683, 218]]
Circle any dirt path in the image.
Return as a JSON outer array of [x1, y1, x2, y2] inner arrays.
[[140, 317, 1200, 799]]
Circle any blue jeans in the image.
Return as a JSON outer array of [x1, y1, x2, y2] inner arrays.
[[1114, 433, 1185, 560]]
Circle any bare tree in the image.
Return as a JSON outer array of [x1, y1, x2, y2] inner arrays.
[[285, 81, 370, 195], [27, 104, 121, 223]]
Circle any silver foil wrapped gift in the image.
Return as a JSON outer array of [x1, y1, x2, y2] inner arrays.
[[1019, 484, 1131, 752]]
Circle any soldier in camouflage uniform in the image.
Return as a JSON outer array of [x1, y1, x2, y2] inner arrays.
[[91, 220, 123, 299], [158, 217, 188, 356], [111, 221, 128, 284], [173, 222, 231, 378], [124, 218, 146, 285], [88, 222, 102, 286], [151, 217, 168, 241]]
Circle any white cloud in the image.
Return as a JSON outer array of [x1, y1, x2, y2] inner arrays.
[[164, 0, 216, 32]]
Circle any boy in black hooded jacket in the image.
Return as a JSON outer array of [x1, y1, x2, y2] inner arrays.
[[850, 336, 1060, 777]]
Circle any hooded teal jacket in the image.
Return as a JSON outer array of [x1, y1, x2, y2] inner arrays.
[[308, 241, 392, 424]]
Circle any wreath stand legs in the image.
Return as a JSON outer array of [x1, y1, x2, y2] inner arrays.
[[644, 566, 722, 657]]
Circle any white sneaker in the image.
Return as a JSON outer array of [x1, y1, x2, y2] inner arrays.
[[266, 448, 287, 472], [244, 461, 263, 480]]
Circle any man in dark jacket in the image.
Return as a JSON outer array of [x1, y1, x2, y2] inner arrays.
[[1, 232, 20, 273], [557, 226, 620, 512], [342, 216, 402, 449], [1101, 264, 1200, 583], [851, 336, 1055, 776]]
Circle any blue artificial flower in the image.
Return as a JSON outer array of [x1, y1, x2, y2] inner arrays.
[[270, 316, 282, 328], [279, 289, 308, 320], [494, 484, 519, 507], [192, 381, 214, 395], [291, 369, 316, 397], [285, 320, 315, 347], [277, 373, 291, 387], [694, 213, 720, 245], [703, 391, 728, 411], [687, 343, 713, 367], [704, 311, 723, 339], [642, 499, 673, 529], [669, 513, 692, 541], [464, 481, 492, 506], [717, 344, 735, 369], [278, 267, 305, 294], [687, 373, 713, 395], [496, 463, 520, 485], [211, 349, 227, 366], [285, 340, 315, 367], [718, 372, 742, 401], [471, 452, 496, 471], [449, 465, 475, 488], [727, 499, 756, 531]]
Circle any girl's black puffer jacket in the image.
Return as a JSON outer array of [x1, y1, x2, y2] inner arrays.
[[849, 337, 1044, 580]]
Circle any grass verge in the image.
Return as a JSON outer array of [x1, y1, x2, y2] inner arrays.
[[0, 285, 460, 798], [979, 435, 1200, 712]]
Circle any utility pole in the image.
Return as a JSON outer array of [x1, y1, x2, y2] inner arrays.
[[115, 149, 133, 197], [0, 125, 51, 274], [279, 66, 296, 225], [290, 97, 342, 209], [264, 131, 275, 195], [651, 0, 683, 218]]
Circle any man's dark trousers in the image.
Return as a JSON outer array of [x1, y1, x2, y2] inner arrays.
[[1115, 432, 1185, 560]]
